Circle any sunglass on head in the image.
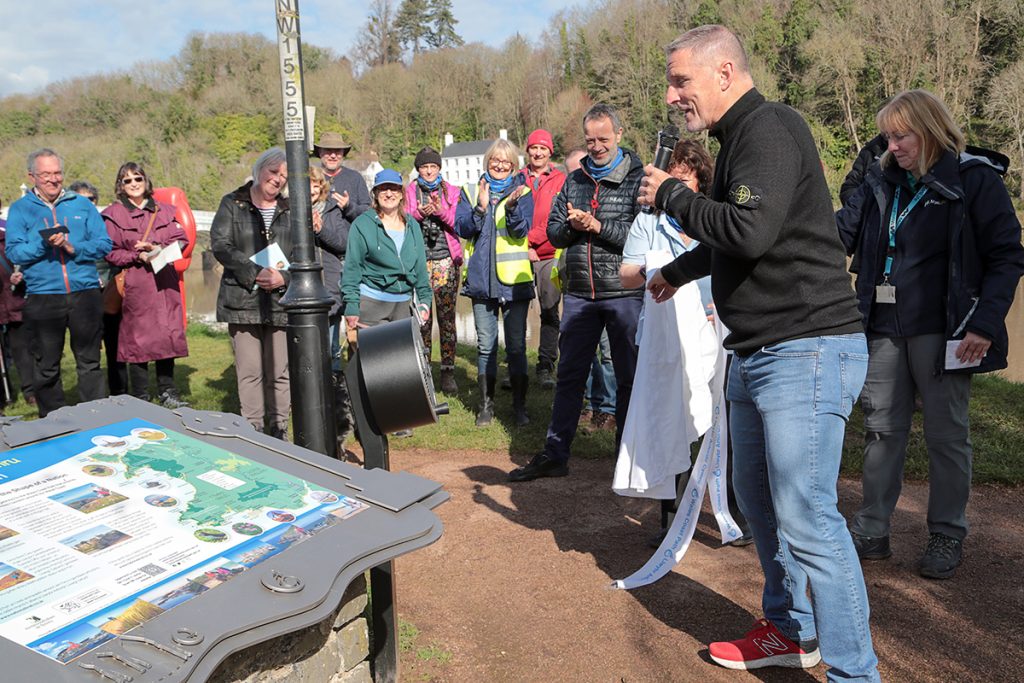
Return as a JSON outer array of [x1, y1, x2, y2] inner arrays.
[[122, 176, 145, 186]]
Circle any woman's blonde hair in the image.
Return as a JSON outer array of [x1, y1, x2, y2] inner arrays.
[[483, 139, 520, 175], [876, 90, 965, 176], [309, 165, 330, 202]]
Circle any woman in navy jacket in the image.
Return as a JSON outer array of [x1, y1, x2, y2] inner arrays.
[[836, 89, 1024, 579], [455, 139, 534, 427]]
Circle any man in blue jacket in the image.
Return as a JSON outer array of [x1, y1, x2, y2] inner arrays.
[[6, 148, 112, 417]]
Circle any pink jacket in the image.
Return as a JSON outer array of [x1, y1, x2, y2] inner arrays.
[[405, 180, 464, 265]]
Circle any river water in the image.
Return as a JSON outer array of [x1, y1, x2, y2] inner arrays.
[[184, 263, 1024, 383]]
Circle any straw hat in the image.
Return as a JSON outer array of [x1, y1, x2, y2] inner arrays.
[[313, 132, 353, 156]]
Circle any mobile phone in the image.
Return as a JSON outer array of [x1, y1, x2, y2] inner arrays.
[[39, 225, 70, 240]]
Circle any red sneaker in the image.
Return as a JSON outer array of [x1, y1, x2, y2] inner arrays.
[[709, 618, 821, 670]]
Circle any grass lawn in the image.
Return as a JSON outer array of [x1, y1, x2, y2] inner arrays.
[[5, 324, 1023, 485]]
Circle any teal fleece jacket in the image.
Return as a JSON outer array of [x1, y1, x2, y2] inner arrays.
[[341, 209, 432, 317], [6, 190, 112, 294]]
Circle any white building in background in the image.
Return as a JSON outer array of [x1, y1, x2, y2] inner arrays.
[[342, 155, 384, 192], [440, 129, 524, 187]]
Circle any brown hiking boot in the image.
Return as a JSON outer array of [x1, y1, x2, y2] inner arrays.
[[591, 412, 616, 432]]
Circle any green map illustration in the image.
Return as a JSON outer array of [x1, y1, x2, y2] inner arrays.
[[101, 430, 311, 527]]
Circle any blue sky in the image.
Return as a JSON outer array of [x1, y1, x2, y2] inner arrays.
[[0, 0, 579, 97]]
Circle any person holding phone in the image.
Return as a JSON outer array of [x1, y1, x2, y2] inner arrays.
[[5, 148, 112, 417]]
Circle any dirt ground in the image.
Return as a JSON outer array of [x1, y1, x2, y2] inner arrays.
[[386, 448, 1023, 683]]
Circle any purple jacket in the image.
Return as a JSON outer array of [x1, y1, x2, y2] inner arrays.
[[405, 180, 464, 265], [103, 199, 188, 363], [0, 227, 27, 324]]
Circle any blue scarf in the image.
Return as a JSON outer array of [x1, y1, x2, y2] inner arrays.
[[417, 175, 441, 192], [483, 172, 514, 196], [583, 148, 625, 181]]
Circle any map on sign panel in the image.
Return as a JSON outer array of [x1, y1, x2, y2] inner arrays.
[[0, 419, 367, 664]]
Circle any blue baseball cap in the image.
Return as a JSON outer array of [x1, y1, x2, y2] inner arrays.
[[372, 169, 403, 190]]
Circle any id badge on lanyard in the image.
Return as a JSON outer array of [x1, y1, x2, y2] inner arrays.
[[876, 183, 928, 305]]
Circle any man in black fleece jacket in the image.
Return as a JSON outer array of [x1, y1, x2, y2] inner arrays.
[[640, 26, 880, 682]]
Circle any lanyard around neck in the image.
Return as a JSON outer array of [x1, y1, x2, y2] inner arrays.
[[883, 184, 928, 278]]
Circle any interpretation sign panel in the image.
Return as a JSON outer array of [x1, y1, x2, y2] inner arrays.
[[0, 419, 367, 665]]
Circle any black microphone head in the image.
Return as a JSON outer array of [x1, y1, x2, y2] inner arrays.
[[658, 125, 680, 150]]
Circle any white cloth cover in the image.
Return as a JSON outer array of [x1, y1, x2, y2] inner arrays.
[[612, 250, 719, 498]]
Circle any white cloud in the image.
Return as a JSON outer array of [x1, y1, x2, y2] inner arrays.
[[0, 0, 582, 97]]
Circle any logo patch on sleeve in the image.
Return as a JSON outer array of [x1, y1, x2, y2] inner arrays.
[[728, 184, 762, 208]]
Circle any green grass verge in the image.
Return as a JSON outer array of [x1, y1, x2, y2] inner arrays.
[[6, 327, 1022, 485]]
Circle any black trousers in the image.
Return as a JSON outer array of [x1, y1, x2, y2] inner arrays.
[[23, 289, 107, 417], [4, 321, 36, 402], [103, 310, 127, 395], [128, 358, 175, 400]]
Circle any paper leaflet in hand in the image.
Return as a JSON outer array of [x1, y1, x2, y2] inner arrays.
[[249, 242, 290, 271], [148, 240, 183, 274], [944, 339, 982, 370]]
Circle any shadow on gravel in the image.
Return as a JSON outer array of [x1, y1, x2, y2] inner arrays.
[[463, 463, 819, 682]]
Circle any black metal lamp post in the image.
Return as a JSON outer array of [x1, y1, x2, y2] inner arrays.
[[274, 0, 337, 456]]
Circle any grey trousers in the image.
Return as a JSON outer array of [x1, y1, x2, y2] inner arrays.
[[851, 334, 972, 541], [229, 324, 290, 432]]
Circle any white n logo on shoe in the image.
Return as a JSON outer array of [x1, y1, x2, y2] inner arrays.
[[755, 633, 791, 656]]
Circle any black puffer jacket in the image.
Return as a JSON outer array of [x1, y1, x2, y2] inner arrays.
[[211, 182, 293, 326], [547, 149, 645, 300]]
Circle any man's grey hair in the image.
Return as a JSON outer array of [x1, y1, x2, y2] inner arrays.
[[666, 25, 749, 73], [583, 103, 623, 132], [252, 147, 287, 183], [27, 148, 63, 174]]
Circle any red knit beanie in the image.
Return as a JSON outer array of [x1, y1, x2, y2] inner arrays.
[[526, 129, 554, 154]]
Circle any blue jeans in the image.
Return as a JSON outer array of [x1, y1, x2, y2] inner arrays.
[[471, 298, 530, 377], [728, 333, 879, 682], [584, 327, 616, 415]]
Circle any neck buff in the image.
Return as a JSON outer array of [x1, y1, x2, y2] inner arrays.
[[417, 175, 441, 191], [583, 148, 625, 181], [665, 214, 683, 232], [484, 172, 514, 196]]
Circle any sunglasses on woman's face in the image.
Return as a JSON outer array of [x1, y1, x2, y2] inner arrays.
[[122, 176, 145, 186]]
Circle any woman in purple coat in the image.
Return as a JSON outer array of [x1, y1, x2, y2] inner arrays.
[[102, 162, 189, 407]]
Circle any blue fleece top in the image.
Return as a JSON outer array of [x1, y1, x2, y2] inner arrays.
[[6, 190, 112, 294]]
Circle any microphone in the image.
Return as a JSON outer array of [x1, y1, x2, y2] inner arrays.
[[642, 124, 680, 214]]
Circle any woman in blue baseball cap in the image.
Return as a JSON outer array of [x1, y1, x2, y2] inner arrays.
[[341, 168, 432, 335]]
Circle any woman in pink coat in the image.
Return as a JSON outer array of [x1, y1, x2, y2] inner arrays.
[[102, 162, 189, 407], [405, 146, 463, 394]]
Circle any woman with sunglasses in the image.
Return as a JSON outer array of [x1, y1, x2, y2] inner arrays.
[[101, 162, 189, 407], [455, 139, 535, 427]]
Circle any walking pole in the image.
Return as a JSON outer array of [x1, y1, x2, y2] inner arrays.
[[0, 328, 12, 404]]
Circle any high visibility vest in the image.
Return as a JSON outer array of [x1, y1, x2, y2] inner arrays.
[[462, 183, 533, 286], [550, 248, 564, 290]]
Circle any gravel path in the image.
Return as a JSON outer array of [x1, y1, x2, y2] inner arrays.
[[391, 448, 1023, 682]]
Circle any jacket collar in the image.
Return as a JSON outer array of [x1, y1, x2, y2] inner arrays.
[[711, 88, 764, 143], [120, 197, 157, 212], [580, 148, 642, 186], [882, 150, 962, 200], [232, 181, 290, 211]]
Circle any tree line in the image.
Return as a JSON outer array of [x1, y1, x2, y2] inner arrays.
[[0, 0, 1021, 211]]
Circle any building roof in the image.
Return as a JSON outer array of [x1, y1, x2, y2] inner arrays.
[[443, 140, 494, 158]]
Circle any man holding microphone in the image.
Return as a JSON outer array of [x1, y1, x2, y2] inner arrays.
[[639, 25, 880, 682]]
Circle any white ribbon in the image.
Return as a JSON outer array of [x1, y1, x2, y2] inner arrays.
[[612, 312, 741, 591]]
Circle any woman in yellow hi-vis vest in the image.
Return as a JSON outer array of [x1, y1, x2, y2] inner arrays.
[[455, 139, 535, 427]]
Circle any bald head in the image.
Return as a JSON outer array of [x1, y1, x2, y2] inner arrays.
[[666, 25, 749, 74]]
